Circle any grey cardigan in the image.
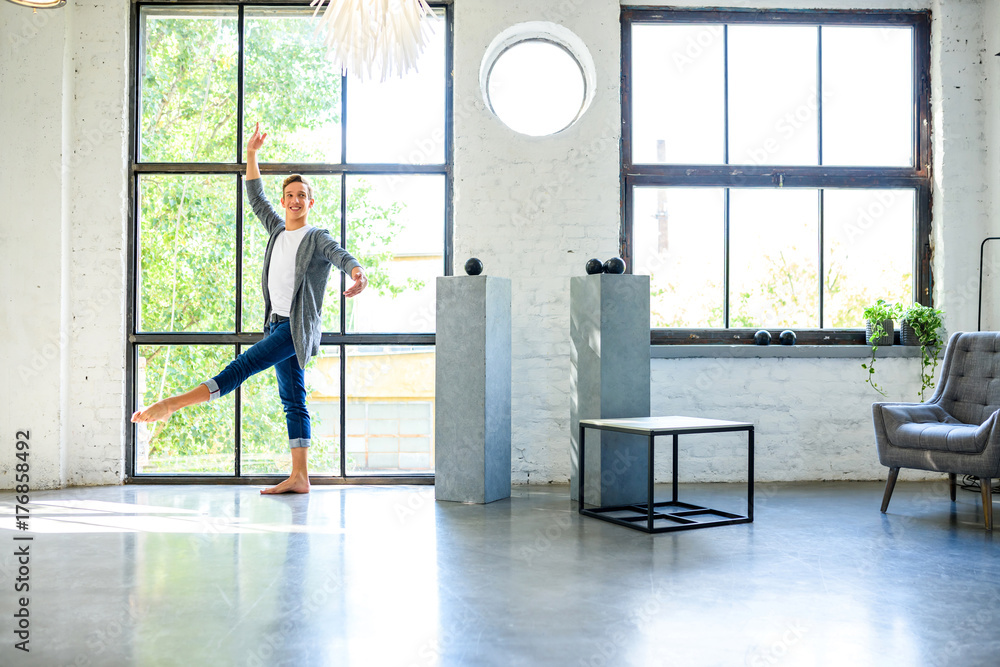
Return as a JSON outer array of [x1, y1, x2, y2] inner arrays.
[[246, 177, 361, 369]]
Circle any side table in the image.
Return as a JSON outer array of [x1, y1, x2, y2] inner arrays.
[[578, 416, 754, 533]]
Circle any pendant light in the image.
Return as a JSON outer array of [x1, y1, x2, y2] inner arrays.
[[310, 0, 434, 82]]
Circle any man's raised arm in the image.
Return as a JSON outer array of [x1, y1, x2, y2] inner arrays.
[[246, 121, 266, 181], [244, 122, 284, 234]]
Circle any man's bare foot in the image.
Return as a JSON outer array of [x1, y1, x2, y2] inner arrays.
[[131, 399, 176, 423], [261, 474, 310, 494]]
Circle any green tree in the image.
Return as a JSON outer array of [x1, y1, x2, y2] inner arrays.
[[652, 252, 910, 330]]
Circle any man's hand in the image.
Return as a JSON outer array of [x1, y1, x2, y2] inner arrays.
[[248, 121, 267, 153], [246, 122, 267, 180], [344, 267, 368, 298]]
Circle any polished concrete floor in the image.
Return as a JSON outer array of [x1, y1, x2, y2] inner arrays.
[[1, 480, 999, 666]]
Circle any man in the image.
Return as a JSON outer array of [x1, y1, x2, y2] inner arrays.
[[132, 122, 367, 494]]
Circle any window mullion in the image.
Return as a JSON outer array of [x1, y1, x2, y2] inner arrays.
[[818, 189, 825, 328], [340, 344, 347, 478], [817, 25, 823, 166], [723, 188, 730, 329], [234, 5, 245, 477], [236, 4, 245, 166], [723, 24, 730, 166]]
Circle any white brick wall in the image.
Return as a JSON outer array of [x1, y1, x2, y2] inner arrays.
[[0, 0, 126, 489], [1, 4, 70, 490], [931, 0, 992, 331], [456, 0, 622, 484], [0, 0, 993, 488], [651, 354, 926, 482], [63, 1, 128, 487], [979, 0, 1000, 328]]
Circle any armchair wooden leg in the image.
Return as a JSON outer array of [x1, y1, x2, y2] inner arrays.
[[982, 478, 993, 531], [949, 473, 957, 502], [881, 468, 900, 513]]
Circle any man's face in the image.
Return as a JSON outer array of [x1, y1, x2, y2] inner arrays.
[[281, 183, 314, 222]]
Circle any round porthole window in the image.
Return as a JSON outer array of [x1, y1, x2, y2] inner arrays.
[[480, 22, 596, 137]]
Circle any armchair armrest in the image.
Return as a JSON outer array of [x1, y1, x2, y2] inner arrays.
[[875, 403, 961, 427]]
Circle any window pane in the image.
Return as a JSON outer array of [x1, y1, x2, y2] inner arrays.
[[822, 27, 913, 167], [823, 189, 914, 326], [240, 346, 342, 475], [346, 346, 435, 475], [631, 24, 725, 164], [486, 40, 586, 136], [245, 9, 342, 163], [135, 345, 235, 474], [728, 26, 818, 166], [241, 176, 342, 332], [345, 175, 444, 333], [140, 7, 238, 162], [633, 188, 725, 327], [345, 11, 446, 163], [139, 175, 236, 332], [730, 189, 820, 328]]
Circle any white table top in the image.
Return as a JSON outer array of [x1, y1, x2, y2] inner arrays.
[[579, 416, 753, 434]]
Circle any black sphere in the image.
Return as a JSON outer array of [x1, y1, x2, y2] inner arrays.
[[464, 257, 484, 276], [585, 258, 603, 275], [603, 257, 626, 274], [779, 330, 797, 346], [754, 330, 771, 346]]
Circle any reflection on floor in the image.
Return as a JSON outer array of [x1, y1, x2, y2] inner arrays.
[[0, 481, 998, 666]]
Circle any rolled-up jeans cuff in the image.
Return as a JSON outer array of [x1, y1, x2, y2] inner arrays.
[[289, 438, 310, 449], [203, 379, 221, 401]]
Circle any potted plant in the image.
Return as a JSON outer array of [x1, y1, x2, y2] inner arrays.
[[901, 302, 945, 400], [862, 299, 902, 396]]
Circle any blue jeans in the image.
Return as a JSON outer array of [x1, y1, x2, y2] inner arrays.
[[203, 319, 310, 448]]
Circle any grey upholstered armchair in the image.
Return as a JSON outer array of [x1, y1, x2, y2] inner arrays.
[[872, 331, 1000, 530]]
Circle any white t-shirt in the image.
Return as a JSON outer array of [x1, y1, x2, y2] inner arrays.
[[268, 226, 311, 317]]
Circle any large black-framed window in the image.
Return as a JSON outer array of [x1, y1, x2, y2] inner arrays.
[[621, 8, 932, 345], [127, 0, 453, 481]]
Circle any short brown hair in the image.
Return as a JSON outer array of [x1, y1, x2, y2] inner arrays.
[[282, 174, 314, 199]]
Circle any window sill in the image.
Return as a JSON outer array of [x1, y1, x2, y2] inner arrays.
[[651, 344, 924, 359]]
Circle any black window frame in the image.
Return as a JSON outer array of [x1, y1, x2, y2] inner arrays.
[[621, 8, 932, 345], [125, 0, 454, 483]]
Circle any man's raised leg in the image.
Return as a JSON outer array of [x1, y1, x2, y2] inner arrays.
[[131, 384, 210, 423], [261, 446, 311, 494]]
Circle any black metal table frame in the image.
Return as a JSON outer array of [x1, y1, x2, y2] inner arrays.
[[578, 419, 754, 534]]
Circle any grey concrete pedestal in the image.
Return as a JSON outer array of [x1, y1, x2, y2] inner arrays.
[[570, 274, 650, 506], [435, 276, 512, 504]]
